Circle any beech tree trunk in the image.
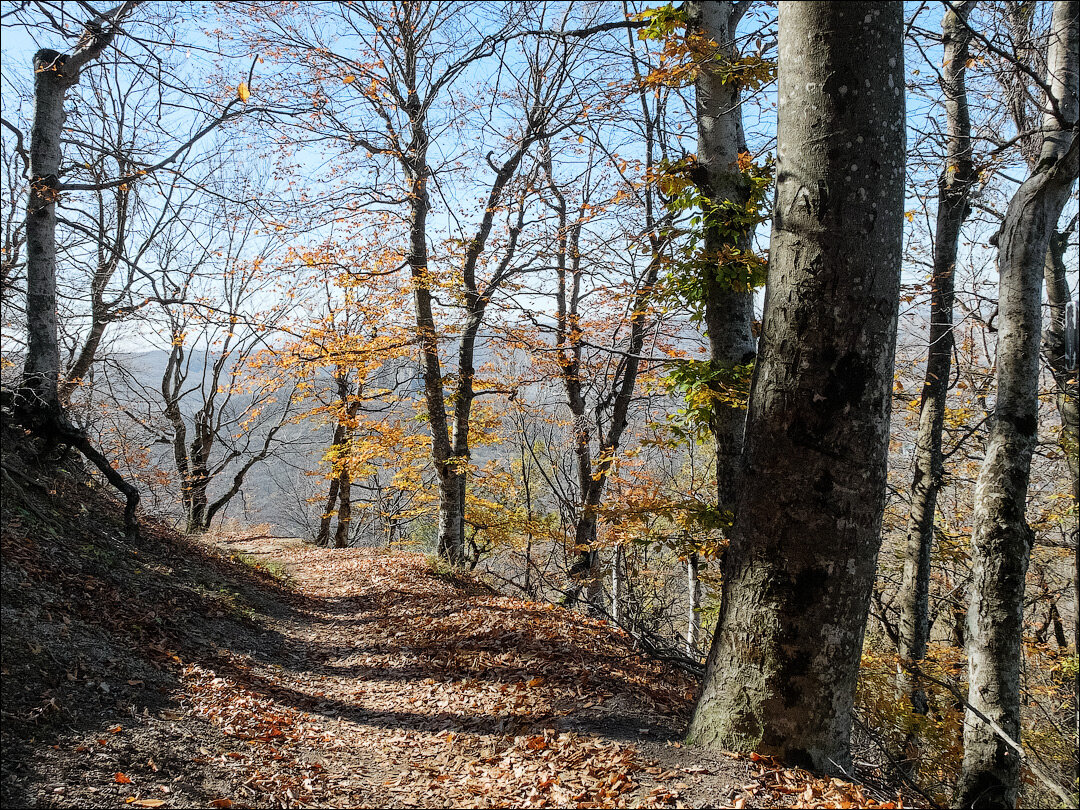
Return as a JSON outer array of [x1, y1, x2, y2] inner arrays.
[[687, 552, 701, 657], [21, 50, 71, 416], [686, 0, 756, 514], [403, 117, 463, 564], [897, 0, 975, 717], [611, 545, 624, 624], [333, 463, 352, 548], [20, 4, 137, 415], [687, 1, 906, 773], [1042, 227, 1079, 512], [957, 3, 1079, 806]]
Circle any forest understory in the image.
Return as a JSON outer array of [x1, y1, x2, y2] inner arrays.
[[1, 445, 910, 810]]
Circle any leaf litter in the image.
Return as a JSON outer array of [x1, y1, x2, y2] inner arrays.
[[1, 461, 909, 809]]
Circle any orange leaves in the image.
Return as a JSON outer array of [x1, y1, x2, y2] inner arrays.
[[730, 755, 906, 809], [114, 772, 133, 784]]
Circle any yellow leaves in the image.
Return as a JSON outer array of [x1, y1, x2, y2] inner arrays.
[[904, 211, 916, 223], [237, 81, 250, 103], [342, 75, 356, 84], [657, 172, 692, 198]]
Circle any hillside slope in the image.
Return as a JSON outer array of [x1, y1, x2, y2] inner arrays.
[[1, 437, 902, 809]]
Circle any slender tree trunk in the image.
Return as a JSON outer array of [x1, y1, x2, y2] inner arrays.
[[315, 473, 341, 547], [59, 313, 108, 406], [333, 464, 351, 548], [611, 545, 623, 624], [566, 485, 603, 608], [898, 0, 975, 717], [315, 420, 348, 546], [21, 50, 70, 416], [688, 2, 906, 773], [1042, 227, 1079, 509], [686, 0, 756, 514], [957, 3, 1079, 806], [405, 146, 460, 563], [687, 551, 701, 657]]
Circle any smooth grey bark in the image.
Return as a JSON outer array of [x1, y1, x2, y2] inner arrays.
[[686, 0, 756, 514], [957, 2, 1079, 806], [1042, 224, 1078, 514], [12, 3, 142, 536], [897, 0, 976, 717], [687, 1, 906, 772], [20, 2, 138, 413]]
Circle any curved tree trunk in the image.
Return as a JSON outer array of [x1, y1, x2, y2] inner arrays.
[[897, 0, 975, 717], [957, 3, 1079, 806], [688, 1, 906, 773]]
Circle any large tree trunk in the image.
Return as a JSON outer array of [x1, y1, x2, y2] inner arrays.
[[956, 3, 1079, 806], [184, 474, 209, 534], [686, 0, 756, 514], [897, 0, 975, 717], [13, 5, 142, 536], [687, 1, 905, 773]]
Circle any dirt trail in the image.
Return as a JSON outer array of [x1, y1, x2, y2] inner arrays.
[[3, 486, 901, 810], [2, 439, 911, 809], [194, 536, 735, 808]]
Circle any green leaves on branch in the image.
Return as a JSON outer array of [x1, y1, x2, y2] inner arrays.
[[634, 4, 776, 90], [660, 359, 754, 439], [656, 152, 773, 315], [634, 4, 688, 41]]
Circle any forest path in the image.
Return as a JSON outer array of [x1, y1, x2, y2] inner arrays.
[[190, 536, 731, 808]]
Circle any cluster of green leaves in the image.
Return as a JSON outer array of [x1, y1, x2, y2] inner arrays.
[[659, 359, 754, 438], [635, 4, 689, 42], [653, 151, 770, 431], [657, 152, 773, 319]]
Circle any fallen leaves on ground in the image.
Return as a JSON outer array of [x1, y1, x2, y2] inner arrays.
[[1, 472, 913, 810], [174, 538, 909, 809]]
